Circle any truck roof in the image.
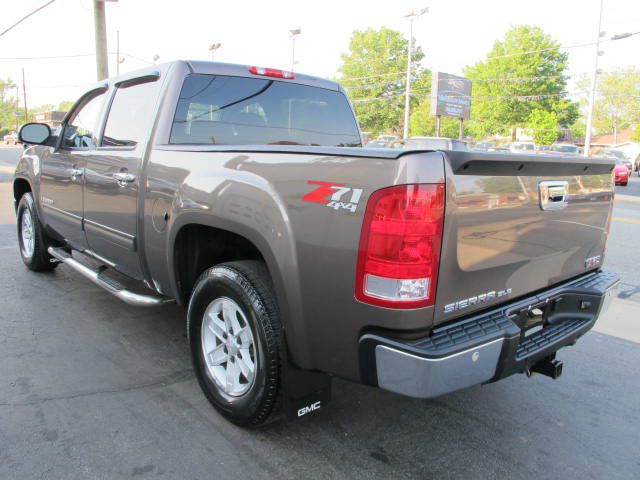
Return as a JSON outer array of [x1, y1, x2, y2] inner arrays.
[[185, 60, 342, 92]]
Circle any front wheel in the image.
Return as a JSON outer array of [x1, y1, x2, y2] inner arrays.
[[16, 192, 57, 271], [187, 261, 282, 427]]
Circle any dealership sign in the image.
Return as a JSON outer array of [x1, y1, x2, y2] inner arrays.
[[430, 72, 472, 120]]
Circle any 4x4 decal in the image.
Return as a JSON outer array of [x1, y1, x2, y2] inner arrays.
[[302, 181, 363, 213]]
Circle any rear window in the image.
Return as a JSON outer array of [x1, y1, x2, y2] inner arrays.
[[170, 74, 361, 147]]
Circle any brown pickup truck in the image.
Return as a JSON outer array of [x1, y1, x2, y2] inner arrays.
[[13, 60, 618, 427]]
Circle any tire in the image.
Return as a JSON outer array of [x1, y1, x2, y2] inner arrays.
[[187, 260, 282, 427], [622, 182, 628, 186], [16, 192, 57, 271]]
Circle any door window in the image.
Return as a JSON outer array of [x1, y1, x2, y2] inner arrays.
[[101, 80, 160, 148], [62, 92, 106, 149]]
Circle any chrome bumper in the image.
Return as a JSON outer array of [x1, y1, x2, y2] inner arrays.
[[360, 270, 619, 399]]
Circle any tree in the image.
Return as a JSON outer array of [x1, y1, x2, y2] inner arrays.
[[527, 108, 559, 145], [409, 99, 461, 138], [57, 100, 75, 112], [632, 126, 640, 143], [576, 68, 640, 137], [338, 27, 426, 136], [0, 78, 20, 134], [464, 25, 578, 139]]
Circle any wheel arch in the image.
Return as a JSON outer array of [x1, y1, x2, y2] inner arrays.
[[167, 216, 312, 368]]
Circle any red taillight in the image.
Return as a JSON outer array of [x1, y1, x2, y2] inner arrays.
[[355, 184, 445, 309], [248, 65, 295, 79]]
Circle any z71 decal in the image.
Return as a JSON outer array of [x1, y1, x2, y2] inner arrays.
[[302, 181, 363, 213]]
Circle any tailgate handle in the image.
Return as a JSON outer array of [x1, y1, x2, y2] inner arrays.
[[539, 181, 569, 211]]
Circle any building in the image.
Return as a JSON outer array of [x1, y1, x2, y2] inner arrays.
[[32, 110, 67, 129]]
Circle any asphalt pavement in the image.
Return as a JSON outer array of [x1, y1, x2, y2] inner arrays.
[[0, 146, 639, 479]]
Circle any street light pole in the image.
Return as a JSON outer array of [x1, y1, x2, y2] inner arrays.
[[584, 0, 604, 157], [290, 28, 301, 72], [21, 68, 28, 123], [403, 8, 427, 139], [209, 42, 221, 60]]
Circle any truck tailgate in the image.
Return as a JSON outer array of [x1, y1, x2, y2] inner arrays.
[[435, 151, 614, 325]]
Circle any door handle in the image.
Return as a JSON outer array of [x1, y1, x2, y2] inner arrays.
[[113, 172, 136, 187], [68, 168, 83, 181]]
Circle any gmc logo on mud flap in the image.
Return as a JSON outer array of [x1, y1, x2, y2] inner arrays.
[[302, 181, 363, 213], [297, 401, 321, 417]]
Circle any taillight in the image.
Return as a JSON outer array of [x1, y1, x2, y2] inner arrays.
[[248, 66, 295, 79], [355, 184, 445, 309]]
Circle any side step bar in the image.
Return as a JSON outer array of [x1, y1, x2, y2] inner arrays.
[[48, 247, 174, 307]]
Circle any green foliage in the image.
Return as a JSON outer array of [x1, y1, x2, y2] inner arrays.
[[57, 100, 75, 112], [527, 108, 559, 145], [464, 25, 578, 138], [409, 99, 460, 138], [632, 126, 640, 143], [576, 68, 640, 135], [338, 27, 426, 136], [0, 78, 20, 132]]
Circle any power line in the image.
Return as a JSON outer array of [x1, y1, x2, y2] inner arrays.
[[0, 0, 56, 37]]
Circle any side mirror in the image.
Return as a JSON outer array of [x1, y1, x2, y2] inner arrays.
[[19, 122, 52, 145]]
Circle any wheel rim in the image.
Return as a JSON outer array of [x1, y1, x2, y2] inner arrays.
[[201, 297, 257, 397], [21, 208, 35, 259]]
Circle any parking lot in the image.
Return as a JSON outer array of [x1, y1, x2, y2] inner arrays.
[[0, 145, 639, 479]]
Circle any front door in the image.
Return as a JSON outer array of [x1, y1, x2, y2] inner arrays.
[[83, 76, 162, 280], [39, 89, 107, 250]]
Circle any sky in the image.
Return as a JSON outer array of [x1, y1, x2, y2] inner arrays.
[[1, 0, 638, 109]]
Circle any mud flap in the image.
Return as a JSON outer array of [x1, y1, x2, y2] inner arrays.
[[282, 360, 332, 420]]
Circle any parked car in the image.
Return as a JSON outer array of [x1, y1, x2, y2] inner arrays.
[[376, 134, 397, 142], [364, 140, 390, 148], [14, 60, 619, 427], [389, 136, 469, 151], [472, 141, 496, 152], [544, 143, 580, 156], [508, 141, 536, 154], [597, 149, 633, 174], [3, 131, 19, 145], [614, 159, 629, 186]]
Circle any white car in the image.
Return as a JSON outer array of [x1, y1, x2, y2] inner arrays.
[[3, 131, 19, 145], [508, 142, 536, 153]]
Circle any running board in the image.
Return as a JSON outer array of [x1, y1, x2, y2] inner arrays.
[[48, 247, 174, 307]]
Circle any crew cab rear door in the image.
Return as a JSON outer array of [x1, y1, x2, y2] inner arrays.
[[39, 88, 108, 251], [82, 74, 161, 280]]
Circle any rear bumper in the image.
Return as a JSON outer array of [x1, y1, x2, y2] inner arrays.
[[359, 270, 619, 399]]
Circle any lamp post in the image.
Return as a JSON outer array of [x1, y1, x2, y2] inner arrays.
[[403, 7, 428, 139], [289, 28, 301, 72], [209, 42, 221, 60], [583, 0, 604, 157]]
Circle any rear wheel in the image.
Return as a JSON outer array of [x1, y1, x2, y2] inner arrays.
[[16, 192, 57, 271], [187, 261, 282, 427]]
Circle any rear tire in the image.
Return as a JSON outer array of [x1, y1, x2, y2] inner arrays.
[[187, 260, 282, 427], [16, 192, 57, 272]]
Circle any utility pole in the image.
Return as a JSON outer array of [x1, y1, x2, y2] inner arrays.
[[584, 0, 604, 157], [21, 68, 28, 123], [403, 8, 428, 139], [290, 28, 301, 72], [13, 85, 19, 131], [93, 0, 109, 80]]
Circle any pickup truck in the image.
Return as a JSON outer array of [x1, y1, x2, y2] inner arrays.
[[13, 61, 619, 427]]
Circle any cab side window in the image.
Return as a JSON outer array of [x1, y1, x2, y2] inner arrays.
[[101, 80, 160, 148], [62, 92, 106, 150]]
